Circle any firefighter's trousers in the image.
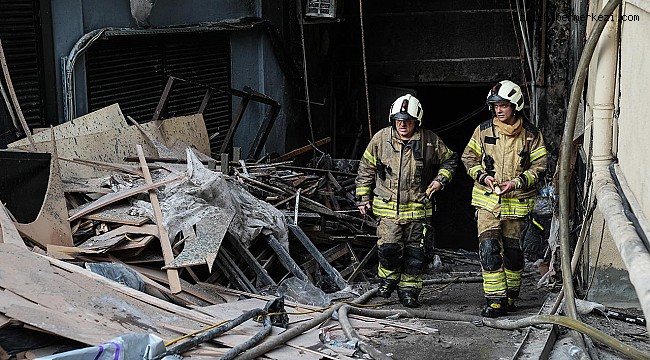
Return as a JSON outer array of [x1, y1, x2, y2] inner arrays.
[[376, 217, 430, 291], [477, 208, 526, 299]]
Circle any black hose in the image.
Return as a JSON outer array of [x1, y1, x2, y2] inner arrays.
[[219, 314, 273, 360], [233, 287, 377, 360], [156, 308, 265, 359]]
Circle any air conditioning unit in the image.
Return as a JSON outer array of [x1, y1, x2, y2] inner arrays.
[[305, 0, 337, 19]]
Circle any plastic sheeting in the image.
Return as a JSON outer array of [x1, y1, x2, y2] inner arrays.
[[132, 149, 288, 262], [35, 333, 173, 360]]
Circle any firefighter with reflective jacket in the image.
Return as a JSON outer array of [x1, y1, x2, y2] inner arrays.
[[461, 80, 547, 317], [355, 94, 457, 307]]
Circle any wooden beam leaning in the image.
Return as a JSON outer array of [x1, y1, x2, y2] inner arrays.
[[288, 223, 348, 290], [135, 144, 182, 294]]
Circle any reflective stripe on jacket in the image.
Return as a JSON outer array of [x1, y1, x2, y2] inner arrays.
[[461, 117, 547, 218], [355, 127, 457, 221]]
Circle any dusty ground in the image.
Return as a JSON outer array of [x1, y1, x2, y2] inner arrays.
[[349, 258, 650, 360]]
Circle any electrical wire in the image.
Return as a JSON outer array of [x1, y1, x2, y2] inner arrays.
[[358, 0, 372, 139], [431, 104, 486, 133]]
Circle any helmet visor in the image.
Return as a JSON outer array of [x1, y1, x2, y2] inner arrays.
[[391, 112, 416, 121]]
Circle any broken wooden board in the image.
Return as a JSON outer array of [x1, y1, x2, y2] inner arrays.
[[77, 224, 159, 251], [81, 204, 150, 226], [8, 104, 211, 179], [67, 175, 184, 221], [0, 243, 220, 346], [0, 202, 24, 246]]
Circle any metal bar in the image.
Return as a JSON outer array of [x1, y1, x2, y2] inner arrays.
[[197, 88, 213, 114], [219, 98, 250, 154], [226, 234, 276, 286], [263, 234, 311, 284], [347, 243, 377, 283], [247, 104, 282, 160], [288, 223, 348, 290], [152, 76, 176, 121]]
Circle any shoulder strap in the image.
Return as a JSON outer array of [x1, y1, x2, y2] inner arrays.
[[480, 119, 493, 131]]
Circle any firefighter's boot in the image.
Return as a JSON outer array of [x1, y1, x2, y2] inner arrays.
[[481, 297, 508, 318], [377, 279, 399, 298], [507, 298, 518, 313], [507, 289, 519, 312], [397, 288, 420, 308]]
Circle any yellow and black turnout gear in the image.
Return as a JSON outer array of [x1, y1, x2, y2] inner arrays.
[[462, 116, 547, 308], [356, 127, 457, 295]]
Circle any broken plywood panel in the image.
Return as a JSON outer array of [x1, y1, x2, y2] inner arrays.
[[8, 104, 211, 179], [0, 202, 24, 246], [0, 243, 215, 345]]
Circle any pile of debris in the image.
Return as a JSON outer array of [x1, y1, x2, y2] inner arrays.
[[0, 103, 392, 358]]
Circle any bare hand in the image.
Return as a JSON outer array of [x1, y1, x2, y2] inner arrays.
[[484, 176, 496, 192], [497, 180, 517, 195], [358, 203, 371, 216], [426, 180, 443, 199]]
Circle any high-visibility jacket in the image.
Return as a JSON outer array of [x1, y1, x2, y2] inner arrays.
[[356, 127, 457, 221], [462, 116, 547, 218]]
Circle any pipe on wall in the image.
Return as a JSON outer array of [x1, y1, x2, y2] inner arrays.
[[561, 0, 650, 336], [559, 0, 621, 349]]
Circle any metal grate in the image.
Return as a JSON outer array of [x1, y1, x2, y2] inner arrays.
[[85, 32, 231, 154]]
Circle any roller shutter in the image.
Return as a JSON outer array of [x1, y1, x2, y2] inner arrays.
[[0, 0, 47, 128], [85, 32, 231, 154]]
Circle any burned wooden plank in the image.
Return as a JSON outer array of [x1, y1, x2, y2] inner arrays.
[[300, 242, 348, 275], [247, 102, 282, 160], [288, 224, 348, 290], [272, 137, 331, 162]]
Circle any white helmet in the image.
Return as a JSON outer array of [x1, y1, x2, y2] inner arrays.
[[389, 94, 423, 126], [486, 80, 524, 112]]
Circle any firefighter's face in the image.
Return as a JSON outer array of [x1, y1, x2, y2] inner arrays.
[[493, 101, 515, 124], [395, 119, 416, 139]]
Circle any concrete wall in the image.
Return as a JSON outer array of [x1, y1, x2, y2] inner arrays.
[[617, 1, 650, 220], [586, 208, 639, 308], [49, 0, 288, 157], [583, 0, 650, 308]]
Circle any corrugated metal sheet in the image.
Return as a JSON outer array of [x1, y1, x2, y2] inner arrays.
[[0, 0, 46, 127], [85, 32, 231, 154]]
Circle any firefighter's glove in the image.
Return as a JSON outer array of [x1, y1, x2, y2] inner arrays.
[[357, 202, 371, 216]]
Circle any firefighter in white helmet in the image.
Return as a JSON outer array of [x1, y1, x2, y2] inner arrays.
[[462, 80, 548, 317], [355, 94, 457, 307]]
